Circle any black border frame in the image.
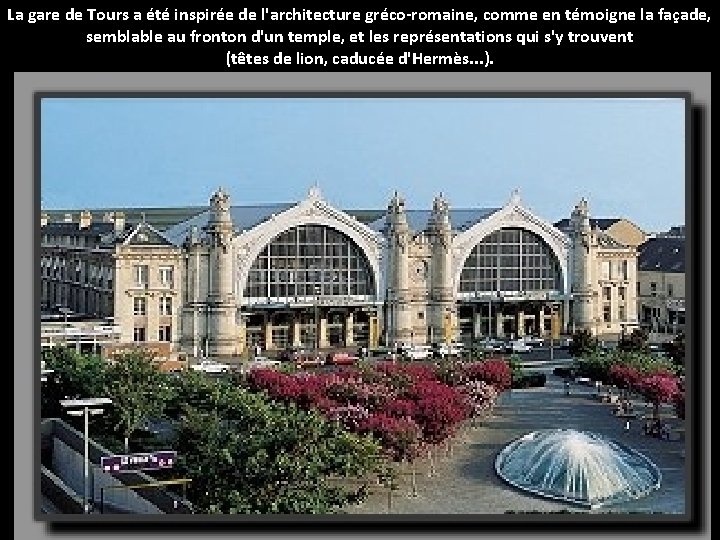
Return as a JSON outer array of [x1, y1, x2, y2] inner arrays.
[[32, 91, 703, 533]]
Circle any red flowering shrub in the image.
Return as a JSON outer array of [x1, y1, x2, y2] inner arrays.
[[357, 413, 423, 462], [405, 381, 472, 443], [244, 360, 479, 459], [383, 398, 417, 419], [246, 369, 302, 402], [464, 360, 512, 392], [608, 364, 642, 392]]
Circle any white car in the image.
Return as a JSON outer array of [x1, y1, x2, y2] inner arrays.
[[522, 336, 545, 347], [404, 345, 433, 361], [240, 357, 281, 374], [506, 340, 532, 353], [434, 342, 465, 358], [190, 359, 231, 374]]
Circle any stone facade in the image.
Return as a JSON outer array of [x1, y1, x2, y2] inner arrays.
[[41, 188, 643, 357]]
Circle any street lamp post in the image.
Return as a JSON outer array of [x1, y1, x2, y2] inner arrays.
[[314, 285, 321, 354], [60, 397, 112, 514]]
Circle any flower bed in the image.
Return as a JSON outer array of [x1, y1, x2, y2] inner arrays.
[[244, 360, 511, 462]]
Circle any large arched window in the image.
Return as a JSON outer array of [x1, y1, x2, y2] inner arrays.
[[243, 225, 375, 300], [459, 228, 562, 293]]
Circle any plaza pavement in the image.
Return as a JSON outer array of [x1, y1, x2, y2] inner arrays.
[[345, 369, 687, 515]]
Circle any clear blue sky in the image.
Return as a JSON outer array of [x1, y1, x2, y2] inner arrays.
[[41, 96, 685, 233]]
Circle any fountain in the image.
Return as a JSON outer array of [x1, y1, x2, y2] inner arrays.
[[495, 428, 661, 509]]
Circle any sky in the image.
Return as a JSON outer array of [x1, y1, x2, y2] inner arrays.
[[40, 96, 686, 233]]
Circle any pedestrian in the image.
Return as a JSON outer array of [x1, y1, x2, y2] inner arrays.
[[255, 344, 261, 358]]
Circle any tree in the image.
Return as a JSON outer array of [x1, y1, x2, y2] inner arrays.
[[663, 331, 686, 368], [568, 329, 598, 358], [618, 327, 650, 353], [41, 347, 107, 419], [174, 383, 385, 514], [636, 373, 680, 420], [103, 350, 172, 453]]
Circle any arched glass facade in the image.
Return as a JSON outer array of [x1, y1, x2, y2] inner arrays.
[[459, 227, 562, 293], [243, 225, 375, 301]]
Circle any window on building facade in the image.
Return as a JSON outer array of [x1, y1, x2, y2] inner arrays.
[[134, 265, 149, 287], [133, 326, 146, 342], [159, 325, 171, 342], [244, 225, 375, 299], [459, 228, 562, 293], [603, 287, 611, 301], [603, 304, 612, 323], [618, 305, 626, 322], [133, 296, 147, 316], [667, 283, 674, 297], [601, 261, 611, 280], [650, 282, 657, 297], [160, 296, 172, 316], [621, 260, 628, 281], [159, 266, 174, 288], [618, 287, 626, 301]]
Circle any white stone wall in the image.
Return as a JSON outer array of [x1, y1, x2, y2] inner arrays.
[[113, 246, 183, 349]]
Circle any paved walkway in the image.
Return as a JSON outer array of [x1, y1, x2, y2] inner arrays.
[[345, 370, 686, 515]]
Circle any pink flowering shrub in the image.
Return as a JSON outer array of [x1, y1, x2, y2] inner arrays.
[[462, 380, 499, 416], [327, 404, 370, 431], [636, 373, 680, 410]]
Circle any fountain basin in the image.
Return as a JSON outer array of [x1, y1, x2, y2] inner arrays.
[[495, 428, 661, 509]]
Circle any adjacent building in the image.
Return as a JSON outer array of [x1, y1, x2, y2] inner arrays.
[[637, 229, 686, 335], [40, 187, 644, 358]]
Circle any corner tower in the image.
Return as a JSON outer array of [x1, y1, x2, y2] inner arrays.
[[206, 187, 238, 356], [570, 198, 595, 334], [428, 194, 456, 343], [385, 192, 412, 345]]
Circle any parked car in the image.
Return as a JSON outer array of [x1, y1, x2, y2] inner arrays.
[[239, 357, 281, 374], [522, 336, 545, 347], [505, 340, 532, 353], [278, 346, 306, 363], [403, 345, 433, 361], [190, 359, 231, 374], [432, 341, 465, 358], [294, 354, 325, 369], [475, 338, 505, 353], [326, 352, 359, 366]]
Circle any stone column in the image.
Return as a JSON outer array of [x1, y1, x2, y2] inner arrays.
[[517, 311, 525, 337], [318, 315, 329, 348], [292, 315, 301, 347], [264, 315, 273, 351], [345, 311, 354, 347], [473, 308, 484, 339]]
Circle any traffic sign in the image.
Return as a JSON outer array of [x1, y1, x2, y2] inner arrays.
[[101, 450, 177, 473]]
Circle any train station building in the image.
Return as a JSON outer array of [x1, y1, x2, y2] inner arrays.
[[40, 187, 641, 357]]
